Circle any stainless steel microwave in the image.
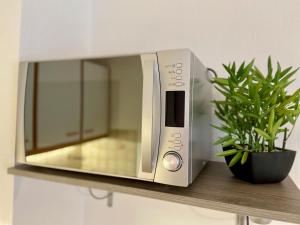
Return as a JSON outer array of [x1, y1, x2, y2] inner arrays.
[[15, 49, 211, 187]]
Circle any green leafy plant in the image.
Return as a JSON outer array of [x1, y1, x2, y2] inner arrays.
[[212, 57, 300, 167]]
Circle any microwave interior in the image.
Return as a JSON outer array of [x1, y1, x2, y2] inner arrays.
[[24, 56, 143, 178]]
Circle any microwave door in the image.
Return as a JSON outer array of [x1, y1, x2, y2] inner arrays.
[[22, 56, 148, 179], [137, 54, 161, 180], [18, 54, 161, 181]]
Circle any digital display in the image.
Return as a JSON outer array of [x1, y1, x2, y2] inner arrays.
[[165, 91, 185, 127]]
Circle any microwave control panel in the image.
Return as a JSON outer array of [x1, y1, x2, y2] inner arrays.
[[154, 49, 191, 187], [164, 62, 185, 87]]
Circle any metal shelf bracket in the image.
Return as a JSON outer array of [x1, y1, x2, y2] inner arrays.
[[88, 188, 113, 207], [236, 215, 272, 225]]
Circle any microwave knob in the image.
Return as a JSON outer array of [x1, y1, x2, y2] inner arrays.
[[162, 151, 182, 172]]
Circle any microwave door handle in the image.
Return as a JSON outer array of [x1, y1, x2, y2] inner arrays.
[[141, 56, 159, 173]]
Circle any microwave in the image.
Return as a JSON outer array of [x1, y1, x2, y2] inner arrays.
[[15, 49, 211, 187]]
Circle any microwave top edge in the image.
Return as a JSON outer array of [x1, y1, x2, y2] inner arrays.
[[19, 48, 193, 63]]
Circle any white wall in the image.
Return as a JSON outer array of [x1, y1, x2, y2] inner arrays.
[[7, 0, 300, 225], [20, 0, 92, 61], [13, 178, 86, 225], [0, 1, 21, 225]]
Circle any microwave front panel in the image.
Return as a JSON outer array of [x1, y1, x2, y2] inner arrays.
[[154, 49, 191, 186], [21, 56, 145, 179]]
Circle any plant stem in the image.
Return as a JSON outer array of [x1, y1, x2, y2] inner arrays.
[[268, 139, 273, 152], [261, 138, 265, 152], [249, 131, 253, 150], [282, 128, 287, 151], [286, 115, 299, 140]]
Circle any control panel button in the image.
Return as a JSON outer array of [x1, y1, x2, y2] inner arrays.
[[174, 146, 181, 151], [173, 133, 181, 138], [175, 81, 185, 87], [162, 151, 182, 172], [176, 69, 182, 74], [174, 140, 181, 144]]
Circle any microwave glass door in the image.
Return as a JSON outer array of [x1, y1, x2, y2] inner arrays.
[[24, 56, 143, 177]]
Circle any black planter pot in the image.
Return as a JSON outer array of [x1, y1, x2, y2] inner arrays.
[[223, 146, 296, 184]]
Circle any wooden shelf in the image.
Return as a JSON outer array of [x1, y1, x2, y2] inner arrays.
[[8, 161, 300, 224]]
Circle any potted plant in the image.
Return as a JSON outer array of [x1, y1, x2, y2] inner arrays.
[[212, 57, 300, 183]]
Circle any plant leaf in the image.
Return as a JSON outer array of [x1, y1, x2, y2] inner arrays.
[[223, 64, 234, 77], [278, 79, 295, 89], [280, 67, 299, 82], [213, 77, 229, 86], [216, 149, 238, 157], [253, 66, 265, 80], [244, 59, 255, 73], [268, 109, 275, 133], [277, 88, 300, 111], [274, 62, 282, 82], [233, 143, 244, 149], [214, 101, 225, 115], [229, 151, 243, 167], [232, 92, 251, 103], [241, 151, 249, 165], [254, 128, 271, 140], [211, 124, 233, 134], [214, 86, 230, 97], [267, 56, 273, 80], [237, 61, 245, 78], [245, 113, 260, 119], [222, 139, 235, 147], [254, 91, 261, 113], [287, 115, 297, 125], [286, 109, 300, 116], [279, 66, 292, 79], [242, 59, 255, 81], [213, 135, 231, 145], [278, 108, 300, 116], [267, 89, 280, 105], [271, 118, 283, 137], [215, 111, 227, 122]]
